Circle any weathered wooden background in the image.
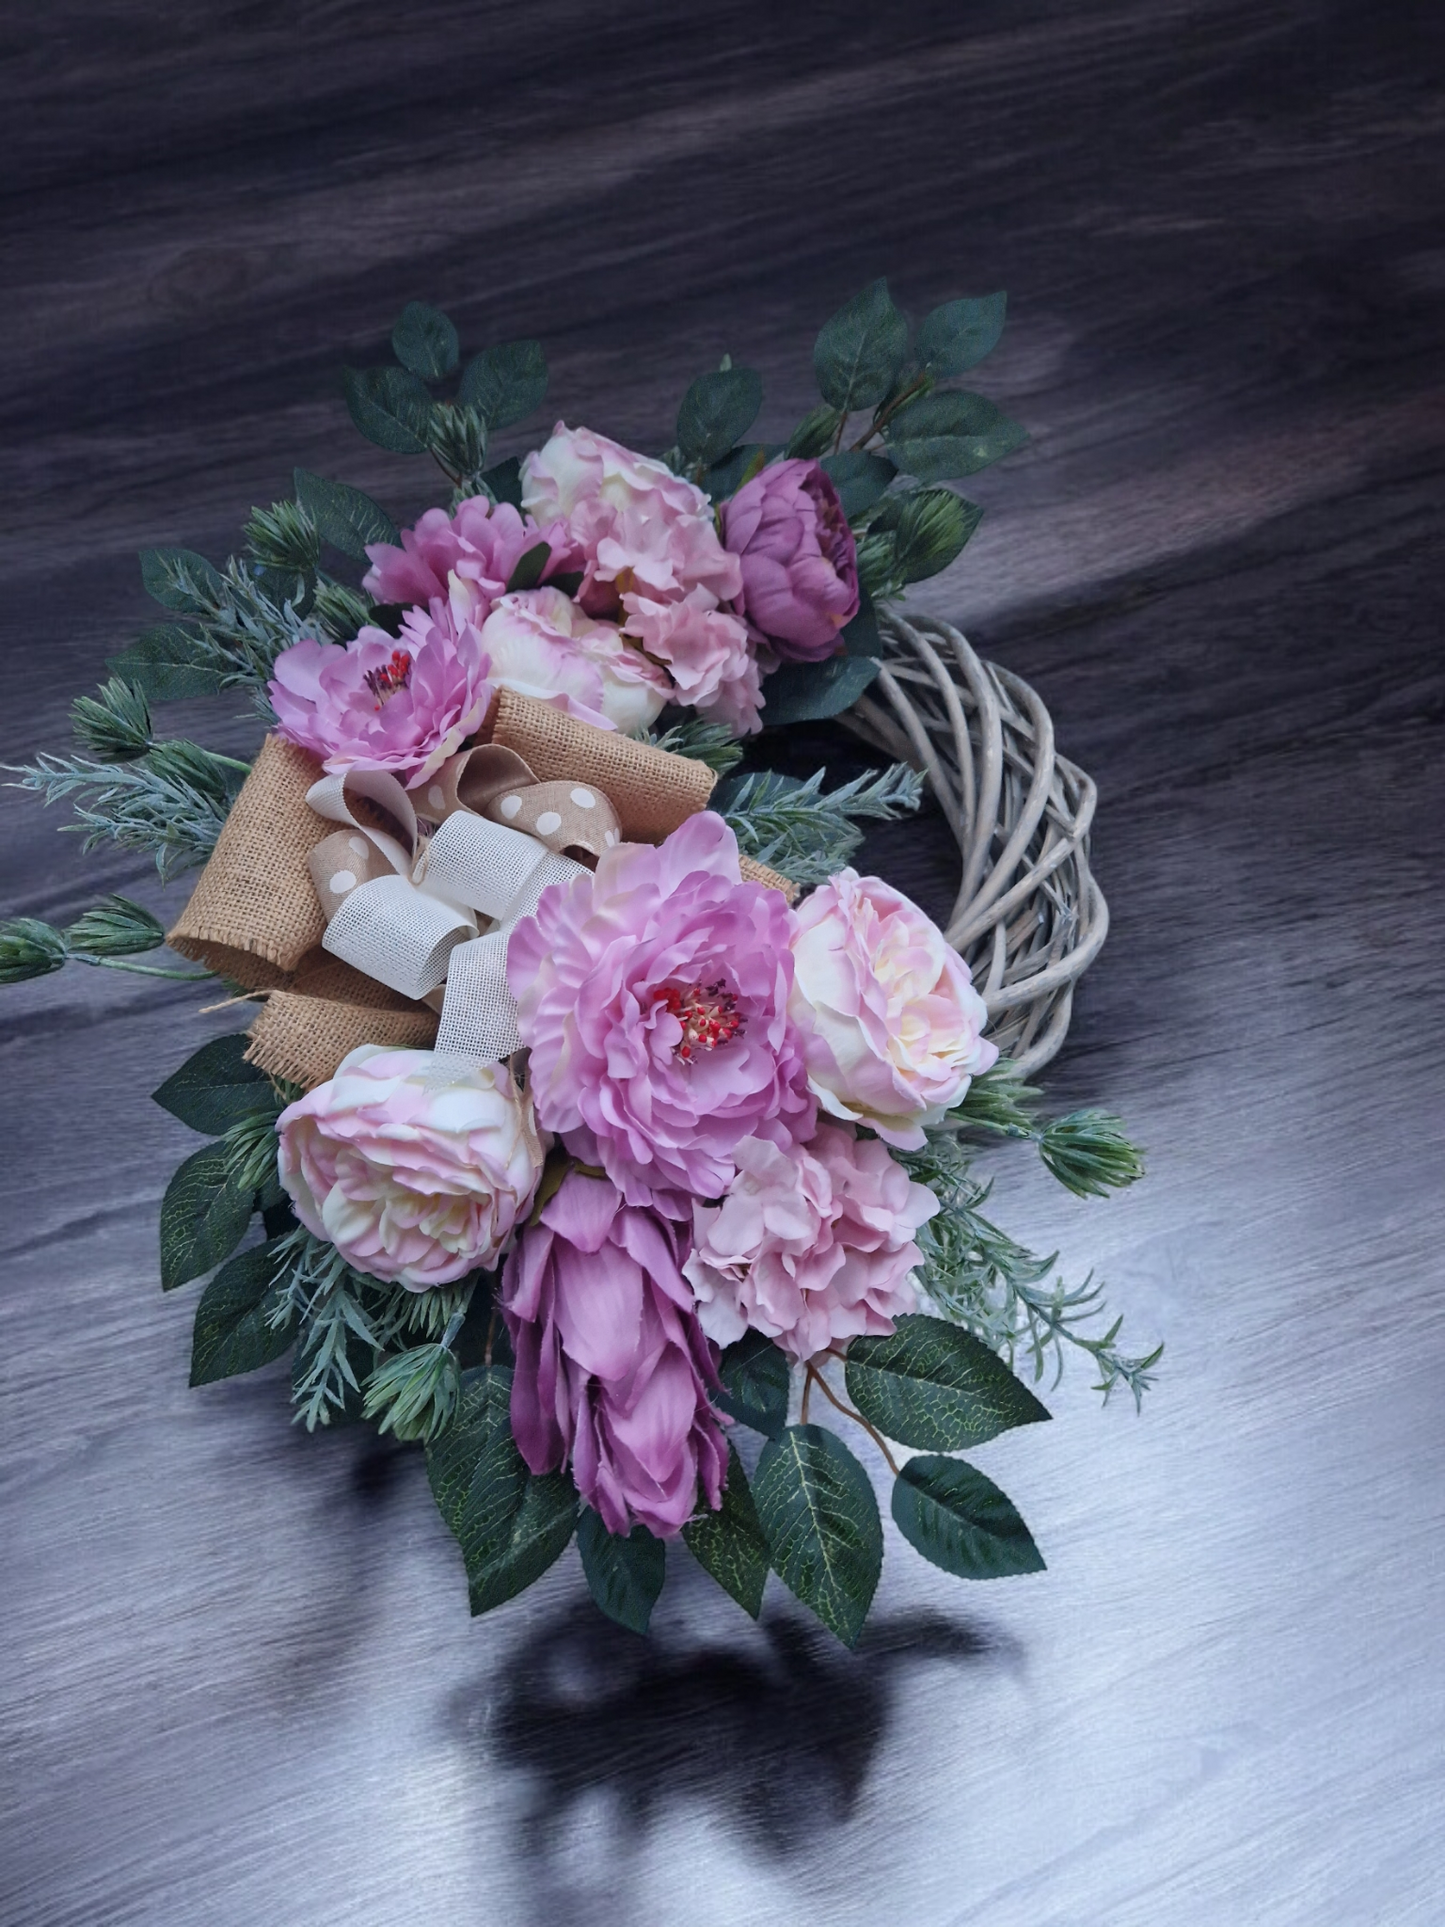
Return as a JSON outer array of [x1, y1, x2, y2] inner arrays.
[[3, 3, 1443, 1922]]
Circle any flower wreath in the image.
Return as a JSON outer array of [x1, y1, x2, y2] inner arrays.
[[4, 284, 1156, 1643]]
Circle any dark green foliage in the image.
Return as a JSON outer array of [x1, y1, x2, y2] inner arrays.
[[293, 469, 399, 559], [107, 627, 227, 702], [1039, 1111, 1147, 1196], [891, 1456, 1045, 1580], [362, 1341, 464, 1442], [71, 678, 154, 762], [884, 390, 1028, 482], [915, 293, 1008, 376], [189, 1241, 297, 1386], [244, 499, 321, 577], [841, 586, 882, 658], [458, 340, 549, 430], [715, 1330, 790, 1439], [0, 917, 68, 983], [504, 542, 551, 593], [819, 449, 895, 519], [682, 1440, 770, 1618], [65, 896, 165, 959], [855, 487, 983, 596], [577, 1512, 667, 1633], [152, 1033, 277, 1135], [814, 280, 910, 414], [391, 301, 460, 379], [676, 364, 764, 471], [480, 455, 524, 508], [140, 548, 225, 614], [644, 715, 746, 775], [754, 1424, 883, 1646], [756, 654, 881, 726], [845, 1313, 1051, 1451], [160, 1143, 255, 1290], [343, 366, 433, 453], [426, 1366, 578, 1614], [786, 402, 844, 459]]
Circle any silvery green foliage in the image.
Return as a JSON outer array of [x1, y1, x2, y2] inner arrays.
[[718, 762, 925, 885], [70, 677, 155, 761], [643, 715, 746, 775]]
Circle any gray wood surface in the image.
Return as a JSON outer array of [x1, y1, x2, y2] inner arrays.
[[3, 4, 1442, 1922]]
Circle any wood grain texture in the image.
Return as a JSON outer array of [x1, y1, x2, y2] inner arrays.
[[2, 4, 1443, 1922]]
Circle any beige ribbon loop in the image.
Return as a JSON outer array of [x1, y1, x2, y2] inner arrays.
[[423, 744, 622, 863]]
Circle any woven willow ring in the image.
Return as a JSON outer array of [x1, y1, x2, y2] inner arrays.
[[841, 609, 1109, 1076]]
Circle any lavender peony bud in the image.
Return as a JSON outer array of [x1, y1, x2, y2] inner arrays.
[[721, 458, 860, 663]]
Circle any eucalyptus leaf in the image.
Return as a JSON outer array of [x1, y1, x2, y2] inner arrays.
[[152, 1033, 276, 1136], [577, 1512, 667, 1633], [342, 366, 434, 454], [189, 1241, 296, 1386], [786, 402, 843, 460], [293, 469, 399, 559], [503, 542, 550, 593], [754, 1424, 883, 1646], [139, 548, 224, 614], [820, 449, 896, 519], [758, 654, 880, 727], [702, 443, 771, 502], [813, 280, 909, 414], [676, 365, 764, 469], [107, 627, 225, 702], [391, 301, 460, 379], [481, 454, 524, 509], [426, 1366, 578, 1615], [885, 390, 1028, 481], [891, 1456, 1046, 1580], [160, 1143, 255, 1291], [845, 1313, 1051, 1450], [682, 1440, 770, 1618], [458, 340, 549, 430], [916, 293, 1007, 376], [715, 1330, 790, 1439], [841, 585, 882, 658]]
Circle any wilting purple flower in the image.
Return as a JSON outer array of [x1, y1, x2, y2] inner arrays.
[[501, 1167, 728, 1539], [362, 495, 578, 627], [722, 458, 860, 663], [508, 811, 815, 1209]]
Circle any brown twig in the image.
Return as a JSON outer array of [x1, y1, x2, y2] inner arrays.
[[805, 1361, 901, 1476]]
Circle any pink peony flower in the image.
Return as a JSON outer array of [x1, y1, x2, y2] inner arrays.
[[269, 600, 493, 787], [722, 458, 860, 663], [621, 588, 763, 735], [502, 1167, 728, 1538], [479, 586, 672, 733], [508, 811, 815, 1209], [361, 495, 578, 626], [276, 1047, 545, 1291], [684, 1124, 939, 1360], [788, 870, 998, 1149], [521, 423, 742, 614]]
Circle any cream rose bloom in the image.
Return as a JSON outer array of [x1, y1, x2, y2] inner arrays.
[[477, 585, 671, 732], [787, 871, 997, 1148]]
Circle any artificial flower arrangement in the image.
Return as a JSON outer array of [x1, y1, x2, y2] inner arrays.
[[3, 284, 1156, 1643]]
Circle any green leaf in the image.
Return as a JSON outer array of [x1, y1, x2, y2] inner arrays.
[[342, 366, 433, 454], [426, 1366, 578, 1615], [820, 449, 896, 520], [189, 1240, 297, 1386], [813, 280, 909, 414], [916, 293, 1007, 376], [108, 626, 226, 701], [885, 390, 1028, 481], [759, 653, 880, 726], [866, 486, 983, 588], [577, 1511, 667, 1633], [160, 1143, 255, 1290], [702, 443, 772, 502], [786, 403, 844, 460], [0, 917, 68, 983], [754, 1424, 882, 1646], [65, 895, 165, 958], [891, 1456, 1046, 1580], [845, 1313, 1051, 1451], [152, 1033, 277, 1135], [140, 548, 224, 614], [503, 542, 551, 593], [458, 340, 549, 431], [391, 301, 459, 379], [715, 1330, 790, 1439], [682, 1440, 770, 1618], [481, 455, 524, 509], [293, 469, 399, 559], [676, 365, 764, 470], [841, 585, 882, 658]]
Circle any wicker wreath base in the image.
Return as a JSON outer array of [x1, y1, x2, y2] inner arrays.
[[842, 610, 1108, 1077]]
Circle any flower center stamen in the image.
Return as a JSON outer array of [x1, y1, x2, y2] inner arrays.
[[652, 979, 743, 1061], [364, 648, 414, 707]]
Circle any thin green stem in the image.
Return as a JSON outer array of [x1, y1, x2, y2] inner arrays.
[[78, 955, 212, 980]]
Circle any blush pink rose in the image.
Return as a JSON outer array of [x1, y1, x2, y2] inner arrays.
[[502, 1168, 728, 1538], [276, 1047, 544, 1291], [361, 495, 578, 626], [508, 811, 815, 1210], [722, 458, 860, 663], [269, 600, 493, 787], [788, 870, 998, 1148], [621, 588, 763, 735], [684, 1123, 939, 1359], [479, 586, 672, 733]]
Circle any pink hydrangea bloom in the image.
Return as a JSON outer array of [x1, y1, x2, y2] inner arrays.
[[621, 588, 763, 734], [276, 1047, 544, 1291], [269, 600, 493, 787], [479, 586, 672, 733], [361, 495, 578, 626], [502, 1167, 728, 1538], [684, 1123, 939, 1360], [722, 457, 860, 663], [508, 811, 815, 1209], [788, 870, 998, 1148]]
